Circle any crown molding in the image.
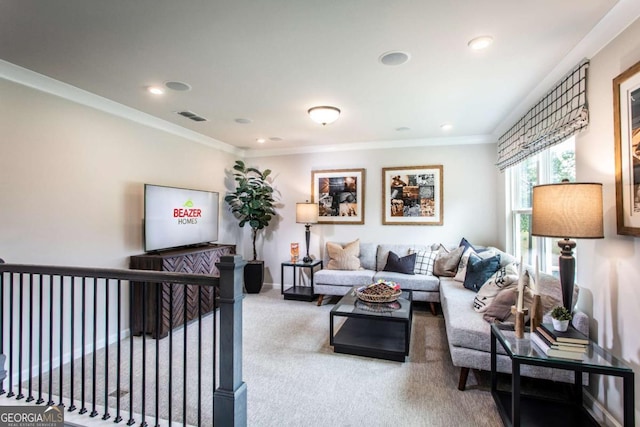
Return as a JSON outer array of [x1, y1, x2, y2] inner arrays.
[[244, 134, 494, 158], [0, 60, 244, 157], [492, 0, 640, 139]]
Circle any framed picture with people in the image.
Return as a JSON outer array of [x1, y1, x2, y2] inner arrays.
[[312, 168, 365, 224], [382, 165, 443, 225]]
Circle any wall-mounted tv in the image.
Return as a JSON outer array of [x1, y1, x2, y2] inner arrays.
[[144, 184, 219, 252]]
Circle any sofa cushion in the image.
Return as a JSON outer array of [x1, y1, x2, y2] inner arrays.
[[314, 269, 376, 287], [375, 244, 430, 271], [326, 239, 361, 270], [412, 250, 437, 275], [462, 253, 501, 292], [454, 247, 496, 282], [373, 271, 439, 292], [433, 245, 464, 277], [440, 278, 493, 352], [383, 251, 416, 274], [472, 262, 519, 312]]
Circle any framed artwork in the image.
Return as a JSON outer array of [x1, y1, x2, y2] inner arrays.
[[382, 165, 443, 225], [613, 59, 640, 236], [312, 169, 365, 224]]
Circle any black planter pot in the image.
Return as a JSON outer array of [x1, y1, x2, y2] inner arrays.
[[244, 260, 264, 294]]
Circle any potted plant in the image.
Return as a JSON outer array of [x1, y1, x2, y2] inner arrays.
[[224, 160, 277, 293], [550, 306, 572, 332]]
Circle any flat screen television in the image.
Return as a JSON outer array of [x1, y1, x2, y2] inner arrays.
[[144, 184, 219, 252]]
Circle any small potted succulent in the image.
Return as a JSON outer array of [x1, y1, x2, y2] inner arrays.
[[550, 306, 572, 332]]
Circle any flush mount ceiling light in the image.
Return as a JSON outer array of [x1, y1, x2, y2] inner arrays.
[[467, 35, 494, 50], [379, 51, 411, 66], [440, 123, 453, 131], [308, 106, 341, 125], [164, 81, 192, 91], [256, 138, 266, 144], [147, 86, 165, 95]]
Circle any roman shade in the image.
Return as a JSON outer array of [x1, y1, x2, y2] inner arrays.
[[496, 60, 589, 171]]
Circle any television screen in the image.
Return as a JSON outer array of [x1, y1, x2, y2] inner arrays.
[[144, 184, 219, 252]]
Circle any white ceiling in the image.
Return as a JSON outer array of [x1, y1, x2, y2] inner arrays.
[[0, 0, 627, 154]]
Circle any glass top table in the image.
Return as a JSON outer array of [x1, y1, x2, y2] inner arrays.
[[329, 287, 412, 362], [490, 323, 635, 427]]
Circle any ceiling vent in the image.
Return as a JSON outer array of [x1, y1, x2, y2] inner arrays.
[[176, 111, 208, 122]]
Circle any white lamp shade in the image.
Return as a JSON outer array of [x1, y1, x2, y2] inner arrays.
[[308, 106, 340, 125], [296, 202, 318, 224], [532, 182, 604, 239]]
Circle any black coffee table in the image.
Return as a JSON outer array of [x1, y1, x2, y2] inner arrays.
[[329, 286, 412, 362]]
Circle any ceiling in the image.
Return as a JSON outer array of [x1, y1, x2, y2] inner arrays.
[[0, 0, 623, 153]]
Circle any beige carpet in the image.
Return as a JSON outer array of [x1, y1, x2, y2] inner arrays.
[[15, 287, 503, 426]]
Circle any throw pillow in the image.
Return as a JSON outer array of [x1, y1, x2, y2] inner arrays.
[[454, 248, 496, 282], [483, 272, 534, 324], [383, 251, 416, 275], [413, 250, 437, 275], [433, 245, 464, 277], [473, 262, 519, 312], [326, 239, 361, 270], [462, 253, 501, 292]]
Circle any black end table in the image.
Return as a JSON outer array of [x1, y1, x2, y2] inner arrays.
[[280, 259, 322, 301], [490, 323, 635, 427]]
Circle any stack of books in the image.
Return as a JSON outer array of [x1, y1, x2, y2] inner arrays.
[[530, 322, 589, 361]]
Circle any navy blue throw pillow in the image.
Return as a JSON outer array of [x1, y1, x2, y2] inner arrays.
[[463, 253, 501, 292], [383, 251, 416, 275]]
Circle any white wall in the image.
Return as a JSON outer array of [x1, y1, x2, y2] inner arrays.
[[574, 17, 640, 424], [0, 78, 240, 266], [245, 142, 501, 284]]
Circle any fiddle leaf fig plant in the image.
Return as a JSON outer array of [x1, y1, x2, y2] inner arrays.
[[224, 160, 277, 261]]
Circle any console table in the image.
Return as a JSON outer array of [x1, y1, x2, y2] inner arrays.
[[129, 244, 235, 338]]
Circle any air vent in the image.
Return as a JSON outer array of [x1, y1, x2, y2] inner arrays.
[[176, 111, 208, 122]]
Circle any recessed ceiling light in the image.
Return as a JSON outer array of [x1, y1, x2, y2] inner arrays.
[[467, 36, 493, 50], [256, 138, 266, 144], [379, 51, 411, 66], [235, 118, 252, 124], [164, 81, 192, 91], [441, 123, 453, 131], [395, 127, 411, 132], [147, 86, 165, 95]]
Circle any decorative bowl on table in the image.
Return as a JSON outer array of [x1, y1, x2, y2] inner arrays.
[[356, 280, 402, 303]]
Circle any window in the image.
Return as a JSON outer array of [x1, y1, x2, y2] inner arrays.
[[507, 137, 575, 276]]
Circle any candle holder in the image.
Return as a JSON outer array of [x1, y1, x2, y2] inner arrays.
[[511, 306, 528, 339], [530, 294, 543, 331]]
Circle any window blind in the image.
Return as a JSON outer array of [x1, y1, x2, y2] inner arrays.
[[496, 60, 589, 171]]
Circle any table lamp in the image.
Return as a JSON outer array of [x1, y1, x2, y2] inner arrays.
[[531, 182, 604, 311], [296, 201, 318, 263]]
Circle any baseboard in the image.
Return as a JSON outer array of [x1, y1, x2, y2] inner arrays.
[[583, 389, 622, 427]]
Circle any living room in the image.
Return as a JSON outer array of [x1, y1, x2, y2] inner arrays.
[[1, 1, 639, 426]]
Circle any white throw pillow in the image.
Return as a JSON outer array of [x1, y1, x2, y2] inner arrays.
[[412, 250, 437, 275], [472, 262, 519, 312]]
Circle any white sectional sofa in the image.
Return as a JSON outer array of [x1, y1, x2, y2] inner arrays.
[[313, 240, 589, 390]]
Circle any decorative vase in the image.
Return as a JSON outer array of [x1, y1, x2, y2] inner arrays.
[[552, 318, 569, 332]]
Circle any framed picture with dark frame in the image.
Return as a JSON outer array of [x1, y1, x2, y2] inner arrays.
[[312, 168, 365, 224], [613, 59, 640, 236], [382, 165, 443, 225]]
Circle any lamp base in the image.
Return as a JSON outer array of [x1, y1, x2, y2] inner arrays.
[[557, 238, 576, 311], [302, 256, 313, 264]]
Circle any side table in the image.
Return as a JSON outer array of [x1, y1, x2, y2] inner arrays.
[[490, 323, 635, 427], [281, 260, 323, 301]]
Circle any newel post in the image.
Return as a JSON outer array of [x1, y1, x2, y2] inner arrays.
[[214, 255, 247, 427]]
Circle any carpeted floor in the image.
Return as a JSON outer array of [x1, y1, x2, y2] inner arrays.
[[242, 288, 501, 426], [16, 286, 506, 426]]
